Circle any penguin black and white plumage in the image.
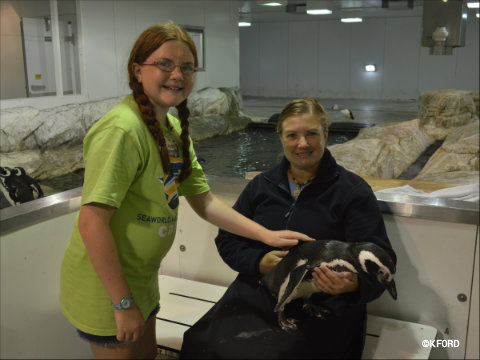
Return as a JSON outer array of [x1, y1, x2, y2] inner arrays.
[[13, 167, 44, 200], [261, 239, 396, 330], [331, 105, 354, 119], [0, 166, 43, 206], [340, 108, 355, 120], [0, 167, 15, 207]]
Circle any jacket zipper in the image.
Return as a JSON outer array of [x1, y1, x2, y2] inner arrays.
[[284, 182, 314, 218], [285, 201, 295, 218]]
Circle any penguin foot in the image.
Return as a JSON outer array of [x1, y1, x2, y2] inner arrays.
[[279, 318, 298, 331], [278, 312, 298, 331]]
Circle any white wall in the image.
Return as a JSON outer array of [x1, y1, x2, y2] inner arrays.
[[1, 193, 478, 359], [1, 211, 92, 359], [0, 0, 239, 109], [240, 15, 479, 100], [79, 0, 239, 101], [0, 1, 27, 100]]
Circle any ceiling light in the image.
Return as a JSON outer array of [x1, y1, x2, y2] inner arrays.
[[341, 17, 363, 23], [365, 64, 376, 72], [477, 12, 479, 17], [306, 0, 332, 15], [239, 21, 251, 27], [257, 1, 287, 6], [307, 9, 332, 15], [466, 2, 479, 8]]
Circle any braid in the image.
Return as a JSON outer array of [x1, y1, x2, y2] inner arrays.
[[176, 99, 192, 182], [127, 23, 199, 182], [131, 82, 170, 176]]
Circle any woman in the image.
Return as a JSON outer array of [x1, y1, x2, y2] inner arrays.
[[181, 97, 396, 359], [59, 23, 311, 360]]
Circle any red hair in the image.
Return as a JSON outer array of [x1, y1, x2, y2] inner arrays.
[[128, 22, 198, 182]]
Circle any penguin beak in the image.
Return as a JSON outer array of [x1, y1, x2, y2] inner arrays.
[[384, 279, 397, 300]]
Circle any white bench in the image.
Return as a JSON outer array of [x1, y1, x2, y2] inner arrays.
[[156, 275, 437, 359]]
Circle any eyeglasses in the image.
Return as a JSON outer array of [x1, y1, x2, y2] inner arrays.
[[142, 58, 197, 75]]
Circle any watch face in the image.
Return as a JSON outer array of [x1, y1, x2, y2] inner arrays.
[[121, 298, 132, 309]]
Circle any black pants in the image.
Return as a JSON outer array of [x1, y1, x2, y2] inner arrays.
[[180, 275, 365, 359]]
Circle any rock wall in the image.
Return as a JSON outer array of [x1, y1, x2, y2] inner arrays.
[[329, 119, 432, 178], [418, 89, 478, 141], [329, 138, 395, 178], [414, 120, 479, 186], [0, 97, 122, 153], [0, 87, 251, 181], [175, 87, 251, 141]]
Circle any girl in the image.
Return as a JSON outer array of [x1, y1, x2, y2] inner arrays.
[[60, 23, 311, 359]]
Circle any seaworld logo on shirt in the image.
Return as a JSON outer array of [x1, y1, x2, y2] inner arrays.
[[136, 214, 177, 223], [136, 212, 178, 238]]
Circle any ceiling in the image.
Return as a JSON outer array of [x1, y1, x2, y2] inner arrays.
[[237, 0, 473, 23]]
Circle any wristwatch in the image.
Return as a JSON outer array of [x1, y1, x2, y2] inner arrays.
[[111, 296, 134, 310]]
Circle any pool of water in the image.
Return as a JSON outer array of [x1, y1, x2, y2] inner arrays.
[[194, 128, 356, 178], [39, 128, 356, 193]]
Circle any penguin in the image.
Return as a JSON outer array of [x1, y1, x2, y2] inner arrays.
[[0, 191, 12, 209], [261, 239, 396, 330], [340, 108, 355, 120], [12, 167, 44, 200], [0, 167, 14, 208], [0, 166, 43, 205], [0, 167, 16, 207]]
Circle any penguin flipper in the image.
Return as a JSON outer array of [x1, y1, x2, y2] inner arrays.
[[274, 265, 310, 313]]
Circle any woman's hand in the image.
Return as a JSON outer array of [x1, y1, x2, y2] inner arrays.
[[114, 302, 146, 343], [259, 250, 289, 274], [262, 229, 315, 249], [312, 265, 359, 295]]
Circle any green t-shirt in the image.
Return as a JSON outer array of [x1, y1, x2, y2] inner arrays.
[[60, 95, 209, 335]]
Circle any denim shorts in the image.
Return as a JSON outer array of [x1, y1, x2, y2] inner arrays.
[[77, 304, 160, 346]]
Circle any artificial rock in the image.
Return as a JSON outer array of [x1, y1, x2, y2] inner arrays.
[[418, 89, 478, 141], [0, 88, 251, 182], [414, 120, 479, 186], [180, 87, 251, 141], [329, 119, 432, 179], [328, 138, 394, 179]]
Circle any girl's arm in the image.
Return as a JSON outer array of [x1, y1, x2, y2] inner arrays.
[[78, 202, 145, 343], [186, 191, 314, 248]]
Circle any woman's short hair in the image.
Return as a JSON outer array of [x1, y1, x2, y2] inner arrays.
[[276, 97, 330, 135]]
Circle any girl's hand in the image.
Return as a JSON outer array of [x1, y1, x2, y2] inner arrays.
[[312, 265, 359, 295], [263, 230, 315, 249], [259, 250, 289, 274], [114, 302, 146, 343]]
